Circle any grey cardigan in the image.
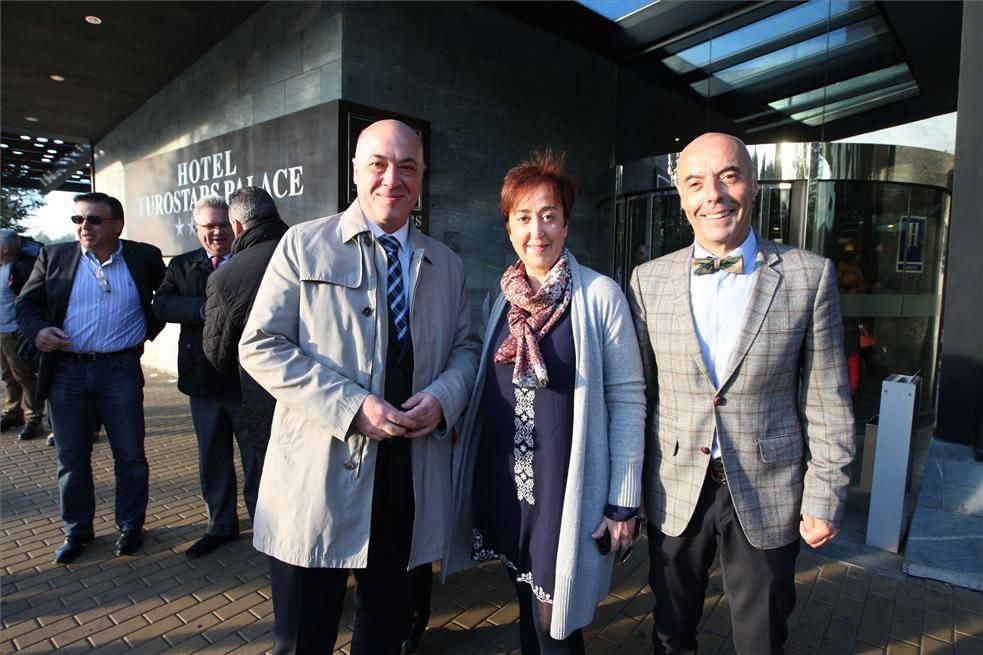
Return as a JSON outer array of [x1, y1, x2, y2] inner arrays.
[[444, 253, 646, 639]]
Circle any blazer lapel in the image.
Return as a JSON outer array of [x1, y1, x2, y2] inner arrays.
[[671, 251, 713, 385], [51, 245, 82, 326], [718, 242, 782, 390]]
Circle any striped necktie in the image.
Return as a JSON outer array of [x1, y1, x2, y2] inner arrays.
[[377, 235, 409, 341]]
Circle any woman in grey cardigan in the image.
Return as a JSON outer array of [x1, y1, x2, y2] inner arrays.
[[445, 150, 646, 652]]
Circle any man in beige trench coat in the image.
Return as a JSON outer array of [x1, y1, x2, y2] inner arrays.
[[239, 119, 479, 654]]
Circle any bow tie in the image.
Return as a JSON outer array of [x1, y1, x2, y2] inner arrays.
[[692, 255, 743, 276]]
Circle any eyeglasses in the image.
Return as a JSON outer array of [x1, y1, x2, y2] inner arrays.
[[94, 266, 111, 293], [70, 215, 113, 225], [194, 222, 232, 231]]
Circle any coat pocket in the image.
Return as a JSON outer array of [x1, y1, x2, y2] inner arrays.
[[756, 433, 803, 464]]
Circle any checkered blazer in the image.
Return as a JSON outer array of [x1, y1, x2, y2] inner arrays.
[[628, 238, 855, 549]]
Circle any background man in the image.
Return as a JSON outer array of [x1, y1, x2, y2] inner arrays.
[[203, 186, 288, 479], [0, 229, 44, 441], [17, 192, 166, 564], [629, 132, 855, 654], [238, 119, 479, 654], [153, 195, 252, 560]]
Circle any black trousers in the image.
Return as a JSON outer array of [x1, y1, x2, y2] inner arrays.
[[188, 390, 255, 533], [269, 458, 416, 655], [647, 472, 800, 655]]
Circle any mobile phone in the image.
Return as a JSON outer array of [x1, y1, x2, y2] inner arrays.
[[594, 529, 612, 555]]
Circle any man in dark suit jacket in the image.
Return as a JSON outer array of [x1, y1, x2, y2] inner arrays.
[[16, 192, 166, 564], [203, 187, 287, 479], [629, 133, 855, 654], [153, 195, 253, 560]]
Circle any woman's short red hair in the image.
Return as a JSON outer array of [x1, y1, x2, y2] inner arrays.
[[499, 148, 576, 225]]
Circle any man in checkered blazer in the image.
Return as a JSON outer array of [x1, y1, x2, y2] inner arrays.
[[629, 133, 855, 654]]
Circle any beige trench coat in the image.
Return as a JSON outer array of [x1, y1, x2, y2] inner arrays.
[[239, 201, 480, 569]]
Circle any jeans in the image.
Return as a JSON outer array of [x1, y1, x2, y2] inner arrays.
[[49, 351, 148, 536]]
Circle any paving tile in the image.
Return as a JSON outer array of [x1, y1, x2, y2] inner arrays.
[[921, 635, 955, 654], [824, 617, 858, 650]]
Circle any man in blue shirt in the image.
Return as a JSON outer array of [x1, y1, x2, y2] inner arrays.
[[16, 192, 166, 564]]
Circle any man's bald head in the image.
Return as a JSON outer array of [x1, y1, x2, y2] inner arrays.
[[354, 119, 424, 164], [675, 132, 760, 257], [351, 119, 426, 232]]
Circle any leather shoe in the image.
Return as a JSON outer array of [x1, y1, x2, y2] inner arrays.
[[18, 422, 42, 441], [0, 415, 24, 432], [46, 433, 55, 447], [113, 529, 143, 557], [185, 532, 238, 559], [54, 534, 94, 564]]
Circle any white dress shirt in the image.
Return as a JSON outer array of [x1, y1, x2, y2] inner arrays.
[[690, 230, 758, 458]]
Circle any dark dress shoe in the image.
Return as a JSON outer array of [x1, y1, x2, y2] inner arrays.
[[54, 534, 94, 564], [18, 422, 42, 441], [0, 415, 24, 432], [113, 529, 144, 557], [185, 532, 238, 559]]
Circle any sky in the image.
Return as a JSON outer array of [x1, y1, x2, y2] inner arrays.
[[20, 112, 959, 242]]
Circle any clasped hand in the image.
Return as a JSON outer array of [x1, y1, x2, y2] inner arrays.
[[352, 391, 443, 441]]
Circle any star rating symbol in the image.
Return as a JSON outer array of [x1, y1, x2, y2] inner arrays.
[[174, 220, 186, 237]]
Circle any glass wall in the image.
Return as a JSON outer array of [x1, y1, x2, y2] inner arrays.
[[602, 142, 952, 418]]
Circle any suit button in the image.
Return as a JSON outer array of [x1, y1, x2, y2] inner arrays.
[[344, 460, 356, 470], [361, 307, 372, 316], [700, 447, 710, 455], [713, 396, 725, 406]]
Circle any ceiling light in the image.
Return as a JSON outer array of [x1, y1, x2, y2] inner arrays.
[[0, 144, 7, 149], [49, 74, 66, 82], [41, 158, 52, 163], [36, 137, 49, 143], [46, 149, 57, 154], [85, 15, 102, 25], [19, 135, 31, 140], [12, 150, 23, 155], [25, 117, 39, 123], [53, 139, 64, 145]]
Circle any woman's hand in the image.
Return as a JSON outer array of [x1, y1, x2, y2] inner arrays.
[[592, 516, 634, 554]]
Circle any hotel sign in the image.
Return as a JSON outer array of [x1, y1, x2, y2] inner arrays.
[[121, 102, 430, 256]]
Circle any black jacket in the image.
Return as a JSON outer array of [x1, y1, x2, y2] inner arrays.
[[152, 248, 238, 397], [16, 239, 167, 401], [204, 219, 288, 448]]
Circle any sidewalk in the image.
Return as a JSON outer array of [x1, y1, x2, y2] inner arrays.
[[2, 367, 981, 653]]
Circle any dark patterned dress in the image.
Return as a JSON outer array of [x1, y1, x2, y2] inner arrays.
[[471, 305, 575, 603]]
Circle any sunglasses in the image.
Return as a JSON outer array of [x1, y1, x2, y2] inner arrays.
[[70, 215, 114, 225]]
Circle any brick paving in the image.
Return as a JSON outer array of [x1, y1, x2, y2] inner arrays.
[[2, 367, 982, 654]]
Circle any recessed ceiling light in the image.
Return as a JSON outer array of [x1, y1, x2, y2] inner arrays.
[[53, 139, 64, 145], [674, 137, 681, 142], [12, 150, 23, 155], [85, 15, 102, 25], [25, 117, 39, 123], [49, 74, 66, 82], [41, 158, 52, 163], [36, 137, 49, 143], [19, 135, 31, 140], [0, 144, 7, 149], [46, 149, 57, 154]]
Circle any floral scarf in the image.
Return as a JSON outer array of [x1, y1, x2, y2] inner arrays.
[[493, 250, 572, 388]]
